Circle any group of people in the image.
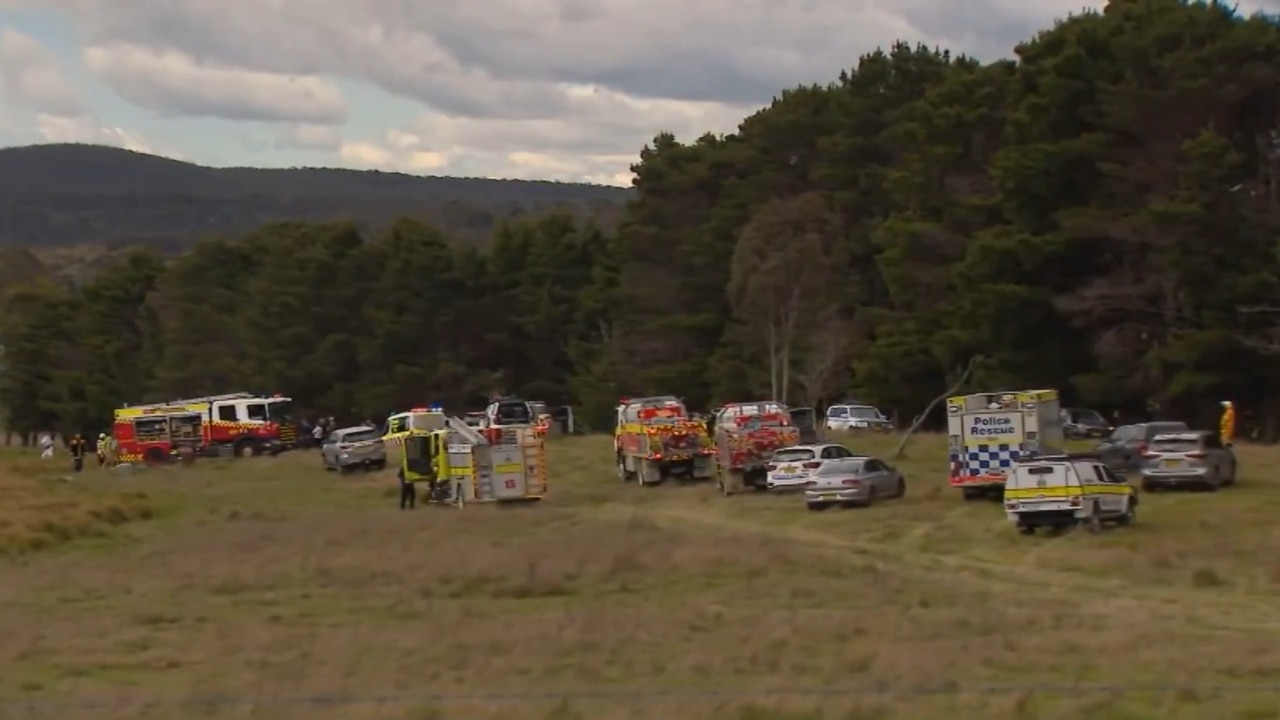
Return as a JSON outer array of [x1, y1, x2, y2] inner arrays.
[[40, 431, 117, 473]]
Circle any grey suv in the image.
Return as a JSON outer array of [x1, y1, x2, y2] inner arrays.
[[1139, 430, 1236, 491], [1095, 421, 1189, 472], [321, 426, 387, 473]]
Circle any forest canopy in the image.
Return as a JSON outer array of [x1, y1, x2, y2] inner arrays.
[[4, 0, 1280, 438]]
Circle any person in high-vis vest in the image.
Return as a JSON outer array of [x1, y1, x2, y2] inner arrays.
[[1220, 400, 1235, 446]]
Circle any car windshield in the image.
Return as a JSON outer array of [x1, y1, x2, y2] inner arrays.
[[1075, 409, 1106, 425], [1145, 422, 1189, 439], [1151, 438, 1201, 452], [817, 460, 863, 476], [849, 406, 880, 419], [496, 401, 531, 424], [267, 399, 294, 422], [773, 448, 815, 462], [1110, 426, 1139, 441]]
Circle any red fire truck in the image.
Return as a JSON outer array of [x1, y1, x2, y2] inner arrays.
[[113, 392, 297, 463]]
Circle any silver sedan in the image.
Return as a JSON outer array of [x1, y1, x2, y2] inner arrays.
[[803, 456, 906, 510]]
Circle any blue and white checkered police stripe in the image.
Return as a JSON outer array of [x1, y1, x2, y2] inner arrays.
[[950, 443, 1017, 476]]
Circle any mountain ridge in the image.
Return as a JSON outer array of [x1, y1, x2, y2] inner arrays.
[[0, 143, 631, 249]]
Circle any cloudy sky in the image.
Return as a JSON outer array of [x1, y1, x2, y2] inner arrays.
[[0, 1, 1275, 186]]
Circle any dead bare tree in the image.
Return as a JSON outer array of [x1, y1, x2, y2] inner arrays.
[[892, 356, 982, 459], [728, 193, 844, 404], [791, 311, 856, 407]]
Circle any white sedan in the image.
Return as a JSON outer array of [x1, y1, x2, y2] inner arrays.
[[765, 443, 862, 491]]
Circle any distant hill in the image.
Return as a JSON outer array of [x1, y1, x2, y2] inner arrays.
[[0, 144, 632, 250]]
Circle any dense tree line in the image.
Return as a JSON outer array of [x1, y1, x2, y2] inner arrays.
[[5, 0, 1280, 439]]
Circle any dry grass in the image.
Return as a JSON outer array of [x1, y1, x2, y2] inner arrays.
[[2, 433, 1280, 720], [0, 451, 154, 554]]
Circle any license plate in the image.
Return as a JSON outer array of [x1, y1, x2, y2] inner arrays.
[[781, 465, 798, 473], [1162, 459, 1182, 468], [820, 493, 838, 500]]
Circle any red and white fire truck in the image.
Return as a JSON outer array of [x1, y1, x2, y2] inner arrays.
[[113, 392, 297, 463]]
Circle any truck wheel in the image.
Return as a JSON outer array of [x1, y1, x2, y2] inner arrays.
[[143, 448, 168, 465], [235, 440, 259, 458]]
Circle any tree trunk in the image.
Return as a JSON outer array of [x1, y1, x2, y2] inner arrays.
[[892, 357, 981, 459], [779, 286, 802, 404], [767, 321, 779, 401]]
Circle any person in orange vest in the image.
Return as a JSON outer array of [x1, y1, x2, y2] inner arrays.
[[1220, 400, 1235, 446]]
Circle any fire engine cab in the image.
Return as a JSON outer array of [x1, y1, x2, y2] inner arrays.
[[113, 392, 297, 463]]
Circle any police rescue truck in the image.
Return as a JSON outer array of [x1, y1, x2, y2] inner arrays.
[[946, 389, 1063, 500]]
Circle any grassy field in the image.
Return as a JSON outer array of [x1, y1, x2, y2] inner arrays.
[[2, 433, 1280, 720]]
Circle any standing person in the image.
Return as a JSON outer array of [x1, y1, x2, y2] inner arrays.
[[96, 433, 110, 468], [1220, 400, 1236, 446], [397, 466, 416, 510], [68, 433, 87, 473], [39, 432, 54, 460], [311, 422, 324, 448]]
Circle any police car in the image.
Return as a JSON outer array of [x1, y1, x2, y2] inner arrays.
[[765, 443, 861, 491], [1003, 454, 1137, 535]]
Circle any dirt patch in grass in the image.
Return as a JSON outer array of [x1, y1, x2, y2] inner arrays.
[[2, 437, 1280, 719]]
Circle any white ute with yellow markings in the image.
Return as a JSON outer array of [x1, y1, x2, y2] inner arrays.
[[1003, 454, 1137, 535]]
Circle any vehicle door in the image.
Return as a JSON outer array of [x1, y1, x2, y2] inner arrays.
[[403, 434, 433, 479], [824, 405, 848, 430], [1064, 462, 1095, 513], [860, 458, 891, 493], [550, 406, 574, 435]]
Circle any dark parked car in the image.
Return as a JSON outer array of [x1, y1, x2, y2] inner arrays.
[[1060, 407, 1112, 439], [1095, 421, 1190, 472]]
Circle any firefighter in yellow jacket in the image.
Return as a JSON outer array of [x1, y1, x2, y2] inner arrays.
[[1220, 400, 1235, 446]]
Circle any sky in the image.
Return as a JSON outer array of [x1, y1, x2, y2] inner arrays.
[[0, 1, 1276, 186]]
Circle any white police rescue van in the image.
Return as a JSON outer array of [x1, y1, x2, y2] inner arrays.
[[946, 389, 1064, 500]]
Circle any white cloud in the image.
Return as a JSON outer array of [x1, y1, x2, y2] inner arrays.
[[12, 0, 1279, 182], [0, 28, 84, 116], [83, 43, 348, 124], [0, 29, 164, 157], [338, 141, 448, 173], [277, 123, 342, 151], [34, 113, 163, 156]]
